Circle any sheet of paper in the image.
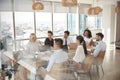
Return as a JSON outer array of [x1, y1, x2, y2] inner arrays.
[[44, 74, 56, 80]]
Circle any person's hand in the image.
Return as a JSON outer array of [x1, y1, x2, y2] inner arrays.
[[40, 67, 48, 78]]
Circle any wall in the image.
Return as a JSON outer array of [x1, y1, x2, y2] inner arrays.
[[110, 5, 115, 43], [0, 12, 1, 40], [116, 13, 120, 41], [102, 4, 116, 44], [116, 1, 120, 42], [102, 4, 111, 43]]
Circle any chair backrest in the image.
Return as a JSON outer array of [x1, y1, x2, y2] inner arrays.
[[50, 61, 76, 80], [82, 55, 95, 72], [50, 61, 68, 74], [69, 43, 77, 50], [96, 51, 106, 64], [97, 51, 105, 59]]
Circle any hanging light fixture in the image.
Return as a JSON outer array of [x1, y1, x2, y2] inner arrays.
[[32, 1, 44, 10], [88, 0, 102, 15], [62, 0, 77, 7], [115, 4, 120, 14], [94, 6, 103, 15]]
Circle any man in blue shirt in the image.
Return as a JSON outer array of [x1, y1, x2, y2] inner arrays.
[[93, 33, 106, 57]]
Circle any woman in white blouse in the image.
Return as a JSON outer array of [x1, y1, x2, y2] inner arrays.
[[83, 29, 93, 48], [15, 33, 42, 80], [73, 35, 87, 63], [26, 33, 42, 54]]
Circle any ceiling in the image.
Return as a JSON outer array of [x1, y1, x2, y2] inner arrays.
[[40, 0, 119, 5]]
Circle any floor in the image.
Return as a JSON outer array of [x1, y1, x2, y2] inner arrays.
[[91, 44, 120, 80], [100, 44, 120, 80], [3, 44, 120, 80]]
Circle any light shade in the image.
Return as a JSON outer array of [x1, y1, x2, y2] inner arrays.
[[62, 0, 77, 7], [88, 6, 102, 15], [94, 7, 103, 15], [32, 2, 44, 10], [115, 4, 120, 14]]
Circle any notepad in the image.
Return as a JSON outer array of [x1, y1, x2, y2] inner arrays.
[[44, 74, 56, 80]]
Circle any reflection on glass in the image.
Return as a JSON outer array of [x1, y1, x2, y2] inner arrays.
[[86, 16, 102, 30], [68, 13, 77, 34], [15, 12, 34, 39], [36, 12, 52, 37], [53, 13, 67, 36], [86, 16, 96, 29], [0, 12, 13, 38], [80, 14, 86, 35], [0, 12, 13, 51], [96, 16, 102, 29]]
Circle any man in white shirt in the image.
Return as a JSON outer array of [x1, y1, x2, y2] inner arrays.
[[93, 33, 106, 57], [46, 38, 68, 72], [39, 38, 68, 80], [63, 31, 73, 52]]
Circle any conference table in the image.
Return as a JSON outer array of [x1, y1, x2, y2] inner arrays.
[[2, 50, 76, 80], [3, 51, 51, 74]]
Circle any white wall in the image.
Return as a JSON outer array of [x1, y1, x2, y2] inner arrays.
[[102, 4, 116, 44], [0, 12, 1, 40], [110, 5, 116, 43], [116, 13, 120, 41]]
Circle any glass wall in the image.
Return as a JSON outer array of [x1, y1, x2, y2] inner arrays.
[[53, 13, 67, 36], [36, 12, 52, 37], [15, 12, 34, 39], [80, 14, 86, 35], [0, 1, 102, 44], [68, 13, 77, 34], [0, 12, 13, 38], [86, 16, 102, 30]]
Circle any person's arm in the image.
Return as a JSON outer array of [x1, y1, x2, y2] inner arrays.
[[89, 39, 93, 46], [46, 55, 55, 72], [93, 43, 103, 57], [51, 39, 54, 47], [44, 38, 47, 45]]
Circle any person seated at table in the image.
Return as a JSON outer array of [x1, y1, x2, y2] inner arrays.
[[39, 38, 68, 79], [26, 33, 42, 54], [62, 30, 73, 52], [92, 33, 106, 57], [46, 38, 68, 72], [73, 35, 87, 63], [83, 29, 93, 48], [44, 31, 54, 48]]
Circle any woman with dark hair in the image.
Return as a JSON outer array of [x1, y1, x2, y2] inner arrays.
[[73, 35, 87, 63], [83, 29, 93, 47]]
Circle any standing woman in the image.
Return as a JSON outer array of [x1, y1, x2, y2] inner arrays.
[[83, 29, 93, 48], [73, 35, 87, 63]]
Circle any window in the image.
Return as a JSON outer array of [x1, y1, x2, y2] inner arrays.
[[80, 14, 86, 35], [0, 12, 13, 38], [96, 16, 102, 29], [36, 12, 52, 37], [68, 13, 77, 34], [86, 16, 102, 30], [53, 13, 67, 36], [15, 12, 34, 39]]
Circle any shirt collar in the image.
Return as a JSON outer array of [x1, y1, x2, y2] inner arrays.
[[54, 49, 63, 53], [98, 40, 103, 44]]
